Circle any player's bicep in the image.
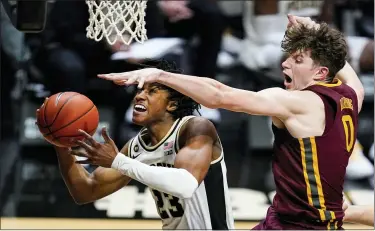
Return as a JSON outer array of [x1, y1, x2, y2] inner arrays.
[[174, 118, 216, 184], [221, 87, 296, 118]]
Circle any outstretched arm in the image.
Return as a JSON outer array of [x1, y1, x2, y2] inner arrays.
[[157, 71, 306, 119], [99, 68, 305, 119]]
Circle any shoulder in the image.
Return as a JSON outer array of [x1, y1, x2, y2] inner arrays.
[[264, 87, 317, 101], [293, 90, 325, 112], [293, 89, 323, 100], [259, 87, 312, 104], [178, 117, 217, 144], [119, 138, 136, 157]]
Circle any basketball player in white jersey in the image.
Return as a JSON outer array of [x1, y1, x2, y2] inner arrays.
[[38, 64, 234, 230]]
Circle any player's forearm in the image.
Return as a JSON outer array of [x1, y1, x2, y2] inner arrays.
[[111, 153, 198, 199], [157, 71, 230, 108], [55, 147, 94, 204], [336, 61, 365, 110], [344, 205, 374, 227], [336, 62, 362, 89]]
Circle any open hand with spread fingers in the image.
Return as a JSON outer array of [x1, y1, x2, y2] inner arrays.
[[71, 127, 119, 168], [98, 68, 163, 89]]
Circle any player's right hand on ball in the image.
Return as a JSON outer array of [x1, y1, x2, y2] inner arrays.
[[35, 97, 68, 151], [35, 97, 48, 123], [35, 97, 49, 127]]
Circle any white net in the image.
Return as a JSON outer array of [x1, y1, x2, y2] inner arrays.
[[86, 0, 148, 45]]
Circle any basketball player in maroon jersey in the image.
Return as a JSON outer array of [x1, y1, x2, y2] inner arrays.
[[99, 15, 364, 229]]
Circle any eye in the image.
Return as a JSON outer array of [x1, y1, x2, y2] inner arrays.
[[295, 59, 303, 64], [149, 88, 157, 94]]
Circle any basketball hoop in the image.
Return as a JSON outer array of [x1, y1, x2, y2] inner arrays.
[[85, 0, 148, 45]]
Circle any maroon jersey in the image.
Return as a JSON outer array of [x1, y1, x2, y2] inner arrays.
[[272, 79, 358, 228]]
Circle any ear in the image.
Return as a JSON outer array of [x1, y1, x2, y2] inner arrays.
[[313, 66, 329, 81], [167, 101, 178, 112]]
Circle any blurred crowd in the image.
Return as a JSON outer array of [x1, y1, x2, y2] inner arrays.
[[1, 0, 374, 195]]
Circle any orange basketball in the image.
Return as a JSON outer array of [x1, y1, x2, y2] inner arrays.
[[36, 92, 99, 147]]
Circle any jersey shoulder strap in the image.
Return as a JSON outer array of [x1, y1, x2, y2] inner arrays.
[[174, 116, 197, 152], [128, 137, 143, 159]]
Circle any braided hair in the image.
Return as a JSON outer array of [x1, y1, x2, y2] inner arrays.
[[138, 59, 201, 119]]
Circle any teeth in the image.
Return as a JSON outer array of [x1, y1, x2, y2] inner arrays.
[[134, 104, 146, 110]]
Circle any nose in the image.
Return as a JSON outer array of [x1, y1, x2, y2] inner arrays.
[[281, 58, 291, 69], [281, 60, 289, 69], [135, 89, 146, 101]]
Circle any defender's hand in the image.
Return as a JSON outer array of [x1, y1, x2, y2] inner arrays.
[[98, 68, 163, 89], [71, 127, 119, 168], [158, 0, 193, 22], [287, 14, 320, 29]]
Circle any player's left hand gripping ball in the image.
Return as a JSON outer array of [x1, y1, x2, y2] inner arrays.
[[71, 127, 119, 167]]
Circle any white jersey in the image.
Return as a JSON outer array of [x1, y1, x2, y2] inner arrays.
[[128, 116, 234, 230]]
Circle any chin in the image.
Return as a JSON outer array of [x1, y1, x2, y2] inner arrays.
[[132, 116, 148, 127], [132, 120, 144, 126]]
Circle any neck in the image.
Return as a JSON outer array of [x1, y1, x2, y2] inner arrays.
[[146, 118, 177, 145]]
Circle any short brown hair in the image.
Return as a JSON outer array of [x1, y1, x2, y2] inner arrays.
[[281, 23, 348, 82]]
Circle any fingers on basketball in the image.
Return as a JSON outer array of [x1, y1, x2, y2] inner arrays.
[[35, 97, 49, 124], [78, 129, 99, 147]]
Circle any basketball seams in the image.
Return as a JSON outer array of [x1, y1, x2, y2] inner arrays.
[[39, 93, 80, 128], [37, 92, 99, 147], [49, 93, 79, 127], [45, 104, 96, 136]]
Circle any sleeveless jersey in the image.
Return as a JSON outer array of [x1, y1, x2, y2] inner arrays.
[[128, 116, 234, 230], [271, 80, 358, 228]]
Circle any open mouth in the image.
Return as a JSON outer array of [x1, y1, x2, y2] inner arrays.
[[134, 104, 147, 112], [284, 74, 292, 83]]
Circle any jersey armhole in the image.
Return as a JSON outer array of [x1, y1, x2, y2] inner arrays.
[[127, 138, 135, 159], [314, 92, 338, 136], [174, 116, 196, 153], [346, 85, 360, 114]]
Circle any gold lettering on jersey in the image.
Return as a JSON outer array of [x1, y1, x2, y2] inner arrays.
[[340, 97, 353, 111]]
